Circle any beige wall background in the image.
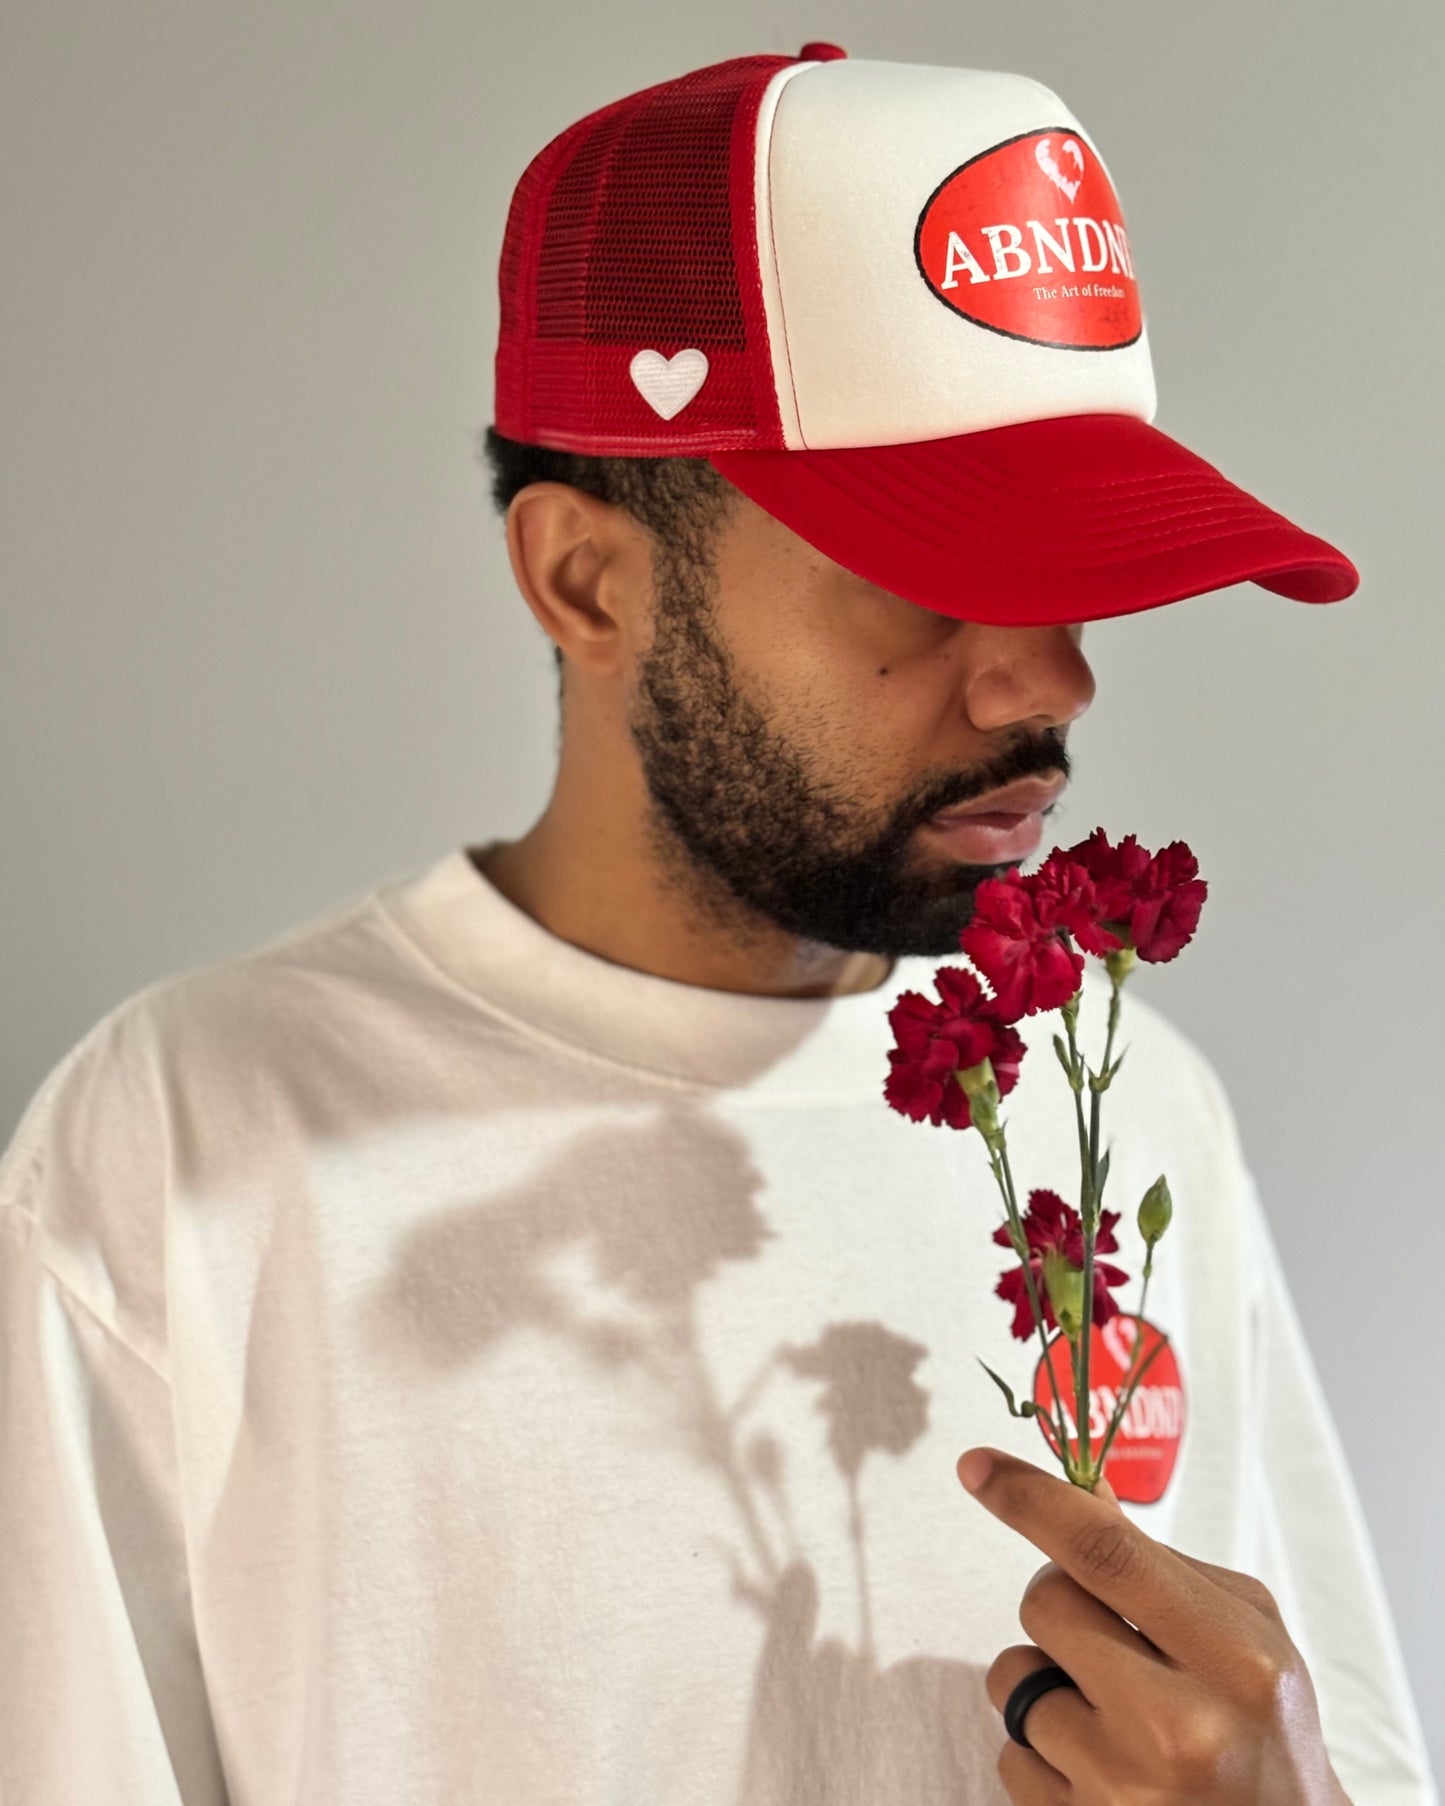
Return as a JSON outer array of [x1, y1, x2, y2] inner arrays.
[[3, 0, 1441, 1780]]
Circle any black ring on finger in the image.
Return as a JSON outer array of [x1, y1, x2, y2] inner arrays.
[[1002, 1661, 1081, 1749]]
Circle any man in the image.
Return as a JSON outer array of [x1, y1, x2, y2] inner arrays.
[[0, 42, 1436, 1806]]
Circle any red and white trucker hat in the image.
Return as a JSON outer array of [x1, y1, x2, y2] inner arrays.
[[493, 43, 1359, 625]]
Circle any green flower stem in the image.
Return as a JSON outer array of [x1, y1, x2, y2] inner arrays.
[[1060, 988, 1099, 1484], [1091, 1328, 1169, 1472], [1088, 973, 1124, 1218], [1091, 1260, 1157, 1465], [1060, 982, 1092, 1217], [1076, 968, 1124, 1485], [1079, 1248, 1096, 1476], [982, 1125, 1073, 1465]]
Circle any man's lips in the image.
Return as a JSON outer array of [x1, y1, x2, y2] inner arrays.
[[925, 812, 1047, 861], [924, 775, 1066, 864], [930, 775, 1068, 822]]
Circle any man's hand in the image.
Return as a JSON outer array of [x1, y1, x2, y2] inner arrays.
[[956, 1446, 1351, 1803]]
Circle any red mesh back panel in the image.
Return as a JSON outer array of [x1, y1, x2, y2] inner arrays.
[[494, 54, 795, 454]]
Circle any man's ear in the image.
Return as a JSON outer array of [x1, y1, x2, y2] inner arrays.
[[504, 483, 649, 680]]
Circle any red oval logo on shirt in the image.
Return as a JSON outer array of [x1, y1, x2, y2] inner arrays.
[[914, 128, 1143, 350], [1030, 1313, 1184, 1504]]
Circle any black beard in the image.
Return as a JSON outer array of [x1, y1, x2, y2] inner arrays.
[[625, 545, 1069, 961]]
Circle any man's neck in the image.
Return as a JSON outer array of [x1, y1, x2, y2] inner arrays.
[[471, 828, 894, 1001]]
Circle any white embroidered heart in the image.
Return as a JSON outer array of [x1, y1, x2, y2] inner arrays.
[[629, 347, 709, 420], [1035, 136, 1085, 203]]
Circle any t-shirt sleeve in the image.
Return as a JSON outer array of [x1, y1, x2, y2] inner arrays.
[[1236, 1167, 1439, 1805], [0, 1020, 231, 1806]]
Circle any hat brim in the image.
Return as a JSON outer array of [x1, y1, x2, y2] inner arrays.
[[707, 413, 1358, 627]]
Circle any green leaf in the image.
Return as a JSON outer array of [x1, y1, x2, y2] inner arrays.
[[976, 1358, 1037, 1419]]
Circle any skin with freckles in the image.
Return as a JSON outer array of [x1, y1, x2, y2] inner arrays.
[[480, 473, 1094, 998]]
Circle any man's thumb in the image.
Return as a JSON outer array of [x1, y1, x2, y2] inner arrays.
[[1091, 1473, 1123, 1512]]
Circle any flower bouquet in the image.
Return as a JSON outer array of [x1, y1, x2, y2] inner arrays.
[[882, 829, 1207, 1493]]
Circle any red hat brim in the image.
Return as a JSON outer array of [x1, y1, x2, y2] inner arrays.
[[708, 413, 1358, 626]]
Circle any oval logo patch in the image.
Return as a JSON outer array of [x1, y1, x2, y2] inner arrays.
[[914, 128, 1143, 350], [1030, 1313, 1184, 1504]]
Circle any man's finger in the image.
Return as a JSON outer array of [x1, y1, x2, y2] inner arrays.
[[1067, 1474, 1277, 1612], [1018, 1467, 1271, 1610], [958, 1445, 1250, 1671]]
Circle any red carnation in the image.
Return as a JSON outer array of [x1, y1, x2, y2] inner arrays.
[[1058, 828, 1208, 963], [883, 966, 1026, 1131], [992, 1188, 1130, 1342], [958, 870, 1085, 1019], [1127, 839, 1208, 962], [1025, 853, 1096, 932]]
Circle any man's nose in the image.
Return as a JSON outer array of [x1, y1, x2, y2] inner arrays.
[[959, 622, 1096, 735]]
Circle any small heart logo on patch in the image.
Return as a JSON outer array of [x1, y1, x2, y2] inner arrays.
[[629, 347, 709, 420], [1035, 135, 1085, 203]]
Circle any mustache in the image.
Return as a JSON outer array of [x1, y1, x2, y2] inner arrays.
[[924, 729, 1071, 818]]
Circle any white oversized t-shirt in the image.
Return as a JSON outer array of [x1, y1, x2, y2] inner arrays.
[[0, 841, 1436, 1804]]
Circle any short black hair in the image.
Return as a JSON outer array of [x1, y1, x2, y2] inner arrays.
[[478, 426, 736, 690]]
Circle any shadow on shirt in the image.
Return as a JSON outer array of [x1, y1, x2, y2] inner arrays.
[[358, 1095, 1017, 1803]]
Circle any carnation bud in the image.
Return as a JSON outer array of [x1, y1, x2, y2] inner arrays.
[[955, 1057, 995, 1098], [1105, 943, 1138, 983], [1041, 1248, 1086, 1340], [956, 1058, 997, 1104], [1138, 1174, 1172, 1246], [955, 1058, 1000, 1135]]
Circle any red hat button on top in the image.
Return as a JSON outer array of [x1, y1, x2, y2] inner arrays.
[[798, 41, 847, 59]]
